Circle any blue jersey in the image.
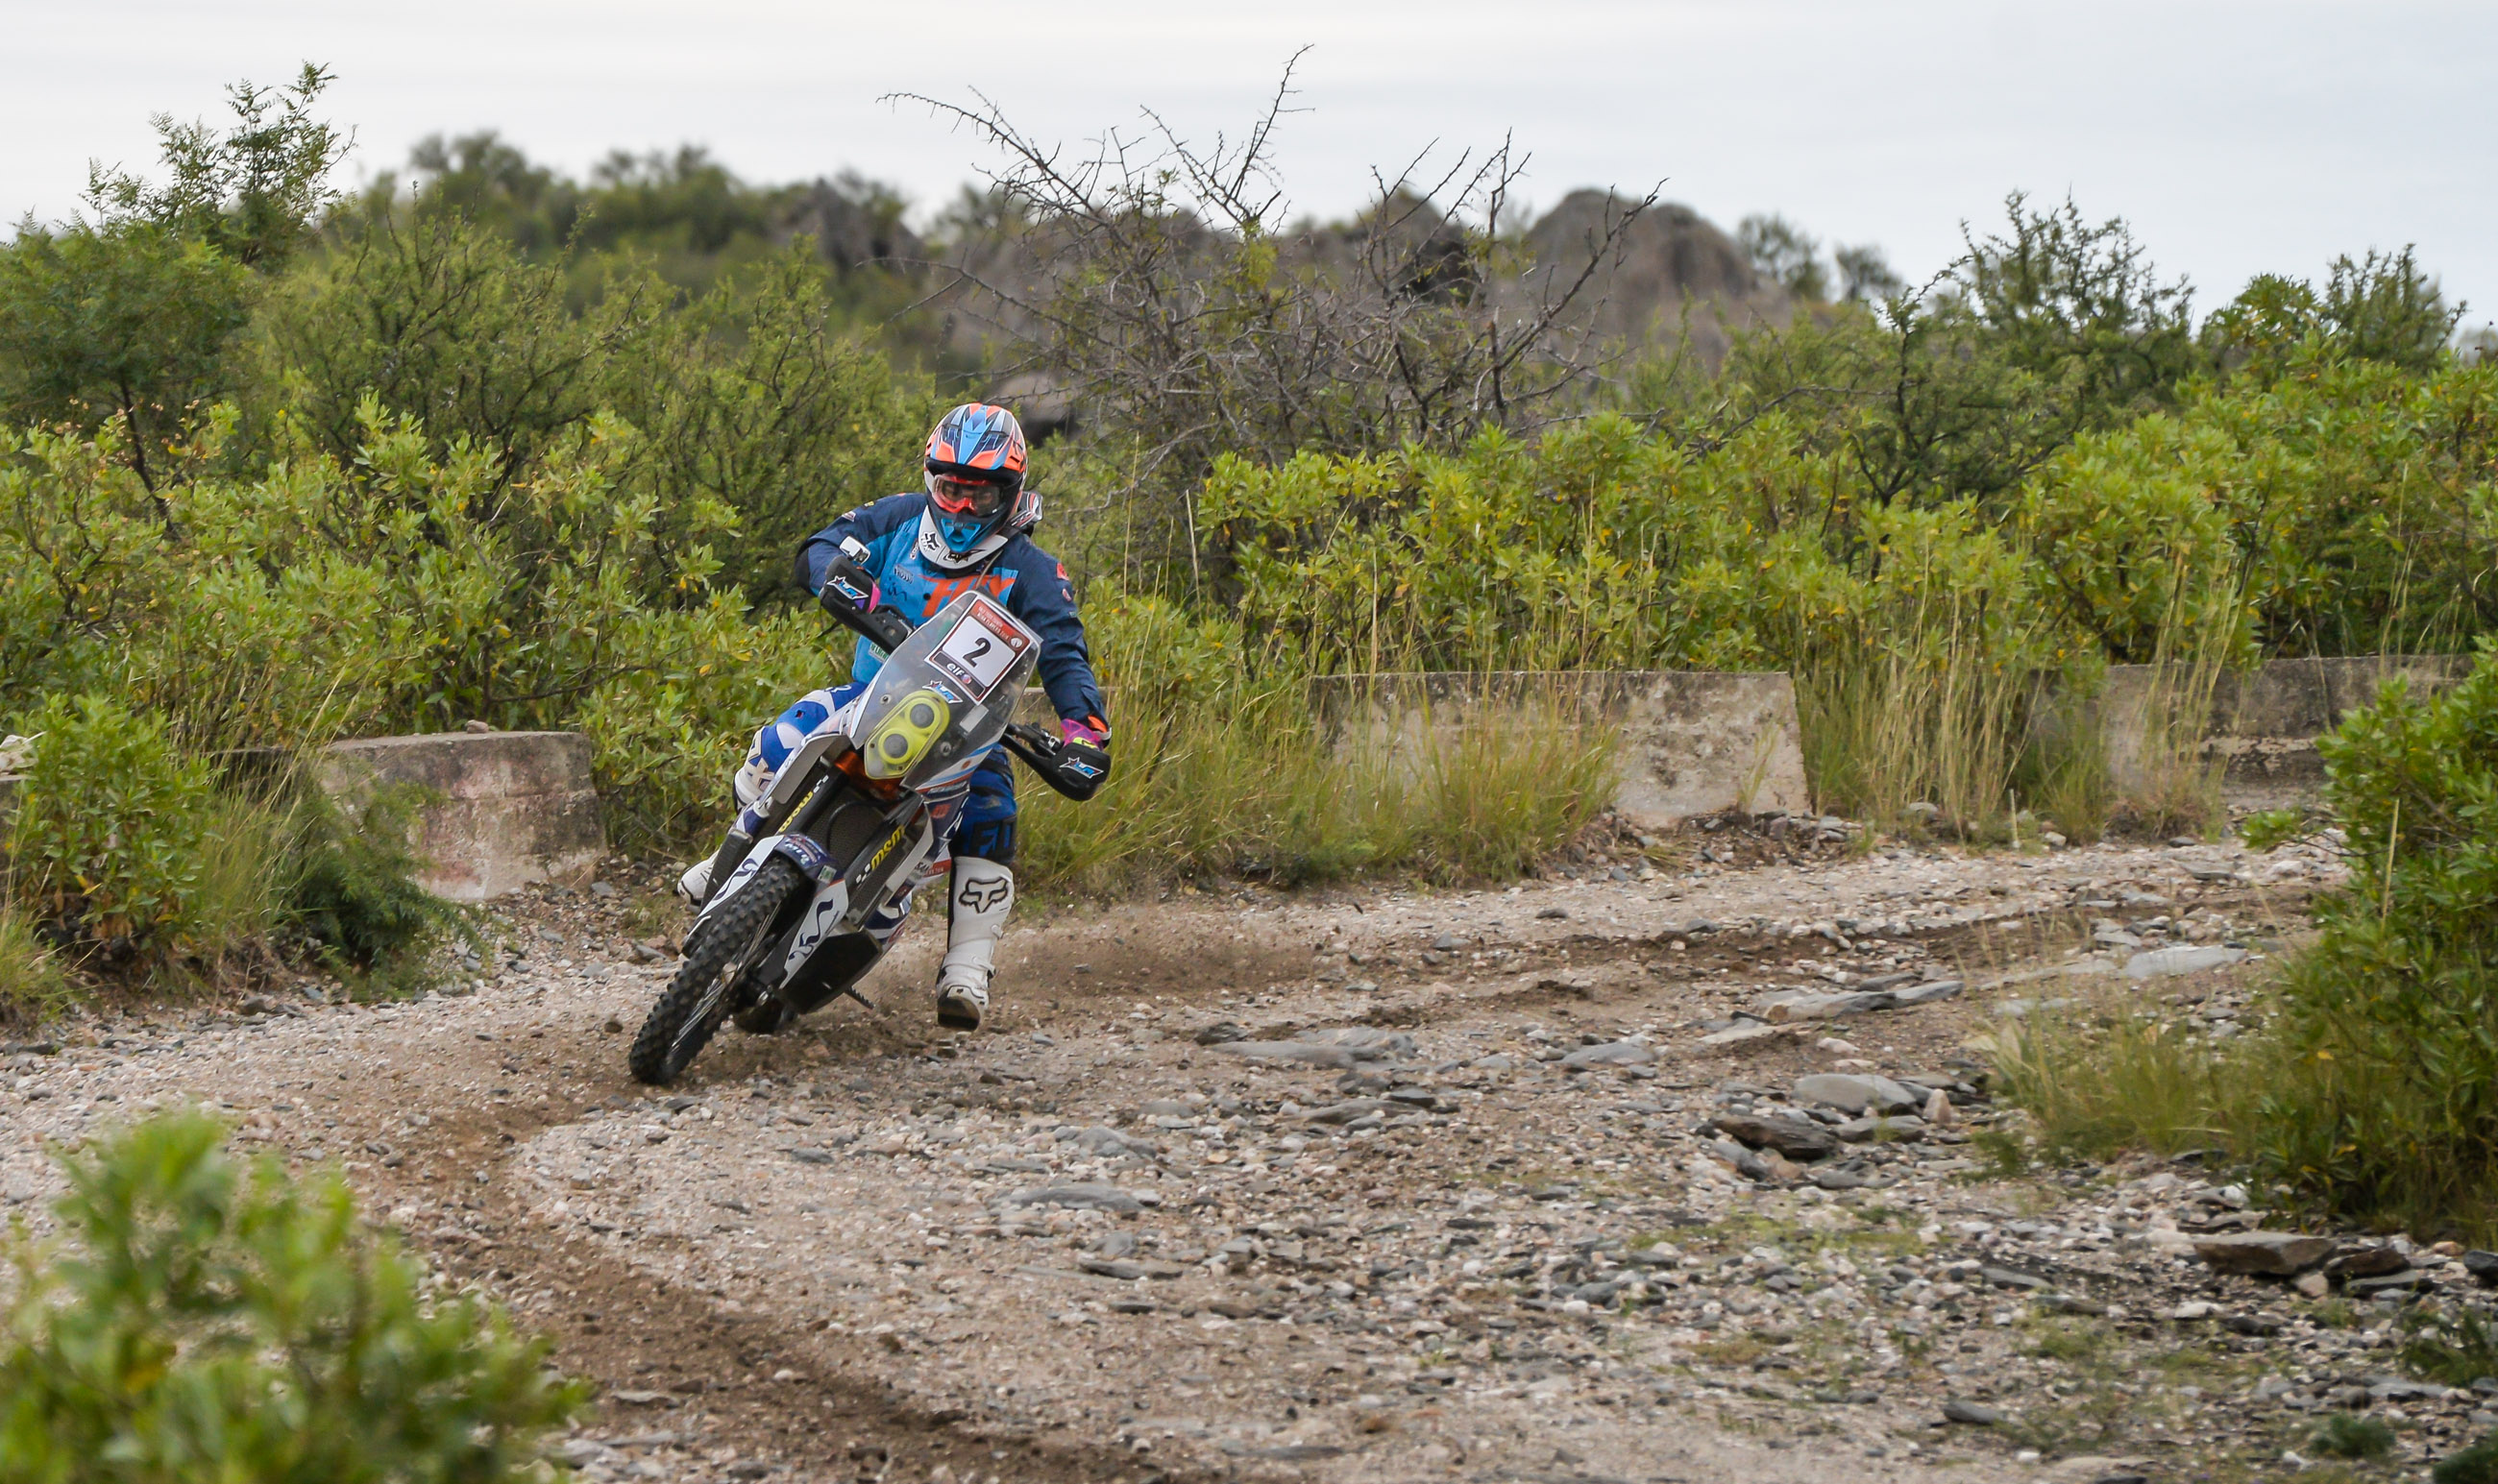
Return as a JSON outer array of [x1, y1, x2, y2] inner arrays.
[[799, 493, 1105, 725]]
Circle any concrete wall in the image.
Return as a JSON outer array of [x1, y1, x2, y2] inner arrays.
[[317, 732, 606, 902], [1305, 670, 1812, 829], [2094, 654, 2475, 802]]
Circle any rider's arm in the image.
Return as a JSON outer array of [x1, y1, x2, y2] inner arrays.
[[796, 493, 927, 596], [1009, 548, 1107, 732]]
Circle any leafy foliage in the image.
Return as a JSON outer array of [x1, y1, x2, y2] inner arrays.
[[5, 693, 214, 958], [0, 1110, 581, 1481], [2233, 645, 2498, 1229]]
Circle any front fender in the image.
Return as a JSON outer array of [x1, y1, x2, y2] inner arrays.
[[693, 834, 834, 933]]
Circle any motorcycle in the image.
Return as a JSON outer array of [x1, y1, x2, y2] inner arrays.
[[627, 541, 1107, 1085]]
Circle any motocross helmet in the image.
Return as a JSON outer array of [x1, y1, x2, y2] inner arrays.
[[923, 402, 1039, 563]]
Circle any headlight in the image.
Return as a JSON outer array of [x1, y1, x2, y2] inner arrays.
[[860, 688, 953, 780]]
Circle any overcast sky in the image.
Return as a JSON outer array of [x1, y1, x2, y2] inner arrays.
[[6, 0, 2491, 329]]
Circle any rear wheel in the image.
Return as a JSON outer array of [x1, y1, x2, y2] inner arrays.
[[629, 854, 805, 1084]]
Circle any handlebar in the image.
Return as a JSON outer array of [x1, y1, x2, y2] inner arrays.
[[817, 553, 915, 652], [999, 722, 1110, 803]]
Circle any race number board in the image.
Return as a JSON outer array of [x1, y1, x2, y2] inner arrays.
[[930, 597, 1034, 699]]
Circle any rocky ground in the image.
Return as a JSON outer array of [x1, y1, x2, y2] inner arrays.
[[7, 816, 2491, 1484]]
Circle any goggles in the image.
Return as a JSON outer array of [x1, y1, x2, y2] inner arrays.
[[930, 474, 1009, 518]]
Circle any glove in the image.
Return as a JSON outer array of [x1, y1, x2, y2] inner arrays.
[[1061, 715, 1109, 747]]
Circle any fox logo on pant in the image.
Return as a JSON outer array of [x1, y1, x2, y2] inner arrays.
[[958, 875, 1012, 912]]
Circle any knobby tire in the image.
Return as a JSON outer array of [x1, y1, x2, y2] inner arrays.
[[628, 854, 805, 1085]]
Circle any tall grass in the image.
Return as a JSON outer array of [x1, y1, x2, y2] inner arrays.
[[1018, 678, 1618, 894], [1016, 596, 1620, 893], [2109, 572, 2245, 837], [0, 899, 74, 1026], [1795, 583, 2045, 838], [1975, 1006, 2239, 1159]]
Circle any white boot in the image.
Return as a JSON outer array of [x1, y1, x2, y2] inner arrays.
[[936, 857, 1013, 1031], [675, 857, 714, 907]]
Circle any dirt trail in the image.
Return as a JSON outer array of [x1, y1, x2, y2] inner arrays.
[[7, 827, 2414, 1484]]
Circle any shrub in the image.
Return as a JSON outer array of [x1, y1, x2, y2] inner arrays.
[[2438, 1433, 2498, 1484], [5, 693, 214, 960], [0, 1110, 582, 1480], [1996, 647, 2498, 1235], [284, 784, 467, 980], [2308, 1413, 2397, 1461], [2236, 643, 2498, 1230]]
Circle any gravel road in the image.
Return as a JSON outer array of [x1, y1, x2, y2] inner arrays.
[[19, 821, 2477, 1484]]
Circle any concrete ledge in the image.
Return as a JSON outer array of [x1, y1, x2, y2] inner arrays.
[[2094, 655, 2474, 802], [1307, 670, 1811, 829], [317, 732, 606, 902]]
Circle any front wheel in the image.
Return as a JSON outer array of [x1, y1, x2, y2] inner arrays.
[[629, 854, 806, 1085]]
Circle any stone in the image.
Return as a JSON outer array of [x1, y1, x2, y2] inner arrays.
[[2325, 1244, 2410, 1280], [2192, 1231, 2333, 1276], [1537, 907, 1569, 920], [2293, 1273, 2330, 1299], [1432, 935, 1462, 951], [1070, 1126, 1155, 1158], [1699, 1023, 1788, 1048], [2226, 1312, 2287, 1336], [1297, 1027, 1419, 1059], [2462, 1250, 2498, 1288], [1922, 1088, 1954, 1126], [787, 1147, 835, 1165], [1710, 1113, 1839, 1161], [1560, 1041, 1656, 1069], [1833, 1115, 1926, 1143], [1793, 1072, 1921, 1116], [1707, 1139, 1773, 1182], [1206, 1041, 1357, 1070], [1192, 1022, 1248, 1045], [2123, 946, 2250, 980], [1302, 1099, 1393, 1126], [1006, 1183, 1143, 1213], [1892, 979, 1963, 1006], [1980, 1265, 2053, 1292], [1942, 1399, 2002, 1425], [1764, 992, 1892, 1023], [2347, 1270, 2435, 1299]]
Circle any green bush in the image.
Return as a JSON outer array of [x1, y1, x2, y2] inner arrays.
[[2308, 1413, 2397, 1461], [5, 693, 214, 959], [2437, 1433, 2498, 1484], [0, 1110, 581, 1480], [2235, 644, 2498, 1229]]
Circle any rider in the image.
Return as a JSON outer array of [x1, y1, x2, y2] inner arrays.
[[675, 402, 1109, 1032]]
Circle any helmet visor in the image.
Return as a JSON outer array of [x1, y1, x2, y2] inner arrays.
[[930, 474, 1008, 519]]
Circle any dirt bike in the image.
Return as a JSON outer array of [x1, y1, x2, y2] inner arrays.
[[627, 544, 1107, 1085]]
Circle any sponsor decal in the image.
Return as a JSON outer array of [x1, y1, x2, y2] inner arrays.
[[958, 875, 1012, 911], [771, 835, 834, 881]]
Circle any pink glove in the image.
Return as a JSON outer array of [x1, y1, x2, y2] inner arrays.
[[1061, 716, 1108, 747]]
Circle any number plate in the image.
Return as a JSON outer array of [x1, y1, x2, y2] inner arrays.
[[930, 597, 1033, 697]]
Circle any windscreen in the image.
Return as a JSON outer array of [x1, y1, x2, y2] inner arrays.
[[845, 591, 1039, 791]]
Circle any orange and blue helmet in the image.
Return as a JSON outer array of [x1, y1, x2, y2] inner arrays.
[[924, 403, 1038, 560]]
